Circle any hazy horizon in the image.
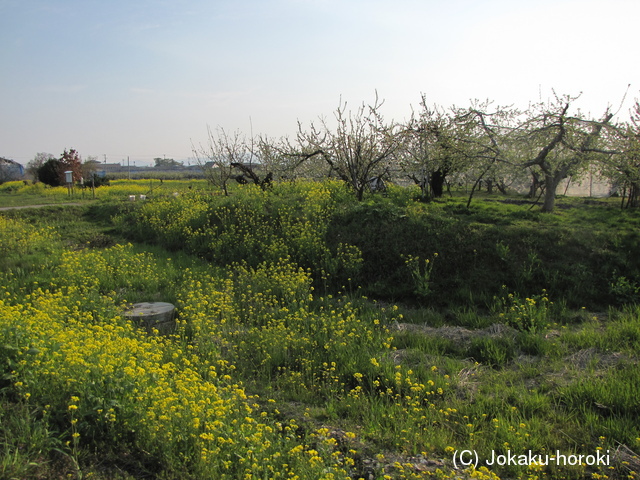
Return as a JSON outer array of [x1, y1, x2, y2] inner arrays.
[[2, 0, 638, 167]]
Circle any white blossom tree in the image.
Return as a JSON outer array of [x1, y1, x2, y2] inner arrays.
[[296, 93, 403, 200]]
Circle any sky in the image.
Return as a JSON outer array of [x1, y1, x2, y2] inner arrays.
[[1, 0, 638, 167]]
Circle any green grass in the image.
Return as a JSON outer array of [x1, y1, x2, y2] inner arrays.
[[0, 193, 92, 207], [1, 182, 639, 479]]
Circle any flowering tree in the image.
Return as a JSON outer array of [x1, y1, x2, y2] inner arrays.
[[601, 100, 640, 208], [296, 93, 403, 200], [515, 94, 613, 212], [401, 98, 463, 201], [193, 126, 249, 196], [26, 152, 55, 182]]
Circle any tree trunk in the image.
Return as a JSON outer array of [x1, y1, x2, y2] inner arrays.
[[528, 183, 535, 198], [542, 174, 562, 213], [628, 182, 640, 208], [410, 174, 430, 202], [430, 170, 446, 198], [486, 179, 494, 194], [419, 180, 429, 201], [527, 173, 543, 198]]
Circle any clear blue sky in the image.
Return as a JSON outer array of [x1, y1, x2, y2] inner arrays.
[[1, 0, 637, 167]]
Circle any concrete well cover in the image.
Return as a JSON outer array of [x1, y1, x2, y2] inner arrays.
[[125, 302, 175, 316]]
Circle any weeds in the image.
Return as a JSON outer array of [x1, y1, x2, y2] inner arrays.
[[492, 288, 552, 333], [1, 182, 639, 479], [610, 274, 640, 304], [403, 253, 438, 299]]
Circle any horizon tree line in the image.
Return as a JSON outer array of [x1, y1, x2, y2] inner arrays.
[[194, 90, 640, 212], [15, 91, 640, 212]]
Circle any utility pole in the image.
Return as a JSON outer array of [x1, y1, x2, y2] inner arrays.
[[128, 156, 130, 180]]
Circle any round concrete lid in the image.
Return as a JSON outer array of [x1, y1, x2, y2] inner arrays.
[[124, 302, 175, 316]]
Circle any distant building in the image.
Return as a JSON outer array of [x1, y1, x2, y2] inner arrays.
[[0, 157, 24, 183], [101, 163, 126, 171]]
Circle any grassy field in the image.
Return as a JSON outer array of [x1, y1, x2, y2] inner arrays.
[[0, 180, 639, 479], [0, 179, 210, 207]]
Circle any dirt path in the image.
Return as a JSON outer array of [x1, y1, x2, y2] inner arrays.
[[0, 202, 84, 211]]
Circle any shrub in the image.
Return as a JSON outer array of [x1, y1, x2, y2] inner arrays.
[[37, 158, 63, 186]]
